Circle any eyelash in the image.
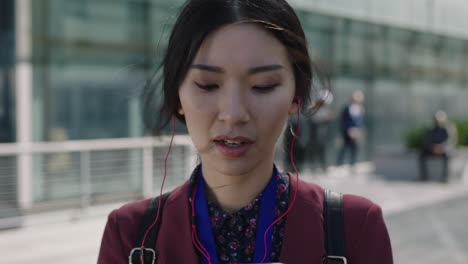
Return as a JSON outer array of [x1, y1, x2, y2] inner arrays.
[[194, 82, 279, 92], [194, 82, 219, 91], [253, 84, 279, 92]]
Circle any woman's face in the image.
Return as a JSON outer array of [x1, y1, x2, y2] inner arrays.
[[178, 23, 297, 176]]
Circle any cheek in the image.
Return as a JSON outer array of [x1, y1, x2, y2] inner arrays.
[[179, 87, 215, 140], [180, 105, 209, 151], [253, 97, 292, 134], [179, 85, 210, 117], [251, 83, 295, 134]]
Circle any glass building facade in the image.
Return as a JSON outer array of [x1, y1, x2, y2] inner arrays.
[[296, 9, 468, 160], [3, 0, 468, 206], [0, 0, 15, 143], [30, 0, 184, 142], [25, 1, 468, 147], [0, 0, 18, 221]]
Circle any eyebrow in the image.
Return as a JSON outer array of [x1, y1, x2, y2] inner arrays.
[[190, 64, 284, 74], [248, 64, 284, 74], [190, 64, 224, 73]]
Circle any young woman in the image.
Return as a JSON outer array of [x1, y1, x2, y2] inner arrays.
[[98, 0, 393, 263]]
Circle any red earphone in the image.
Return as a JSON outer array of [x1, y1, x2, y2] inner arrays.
[[293, 95, 300, 103]]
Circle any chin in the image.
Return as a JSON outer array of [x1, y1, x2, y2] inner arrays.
[[217, 160, 256, 176], [204, 157, 259, 177], [199, 146, 273, 177]]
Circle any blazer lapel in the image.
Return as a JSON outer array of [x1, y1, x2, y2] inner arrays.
[[280, 174, 326, 264], [156, 181, 200, 263]]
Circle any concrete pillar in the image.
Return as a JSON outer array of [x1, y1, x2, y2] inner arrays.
[[15, 0, 33, 210]]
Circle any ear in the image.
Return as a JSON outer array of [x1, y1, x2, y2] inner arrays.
[[178, 107, 185, 115], [288, 100, 299, 115], [288, 96, 299, 115]]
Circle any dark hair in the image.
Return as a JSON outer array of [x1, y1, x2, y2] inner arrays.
[[143, 0, 326, 134]]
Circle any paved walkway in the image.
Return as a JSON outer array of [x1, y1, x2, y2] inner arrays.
[[1, 163, 468, 263]]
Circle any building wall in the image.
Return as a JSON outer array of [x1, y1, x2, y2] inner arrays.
[[30, 0, 184, 142], [292, 0, 468, 40], [296, 10, 468, 159], [3, 0, 468, 209], [17, 0, 468, 150]]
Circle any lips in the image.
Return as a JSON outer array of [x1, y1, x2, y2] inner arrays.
[[214, 135, 253, 143], [213, 135, 254, 157]]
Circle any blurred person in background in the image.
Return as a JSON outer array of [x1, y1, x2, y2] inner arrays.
[[337, 90, 365, 169], [98, 1, 393, 263], [419, 110, 457, 183]]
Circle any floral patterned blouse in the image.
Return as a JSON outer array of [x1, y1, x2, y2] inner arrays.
[[188, 167, 290, 264]]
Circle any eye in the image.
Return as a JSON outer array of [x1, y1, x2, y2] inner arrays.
[[194, 82, 219, 91], [253, 84, 279, 92]]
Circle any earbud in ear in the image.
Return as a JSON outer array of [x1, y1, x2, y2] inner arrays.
[[293, 96, 300, 104], [288, 96, 300, 115]]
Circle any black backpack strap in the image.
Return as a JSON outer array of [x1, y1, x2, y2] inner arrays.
[[323, 189, 347, 264], [129, 192, 172, 264]]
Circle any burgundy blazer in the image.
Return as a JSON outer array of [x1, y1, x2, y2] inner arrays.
[[98, 175, 393, 263]]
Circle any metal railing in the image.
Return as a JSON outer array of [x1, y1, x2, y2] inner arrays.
[[0, 136, 197, 212]]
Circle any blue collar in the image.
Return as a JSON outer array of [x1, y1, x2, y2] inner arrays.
[[194, 166, 278, 264]]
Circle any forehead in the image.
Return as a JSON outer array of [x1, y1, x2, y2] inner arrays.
[[193, 23, 291, 68]]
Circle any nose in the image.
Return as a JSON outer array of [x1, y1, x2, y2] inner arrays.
[[217, 85, 250, 126]]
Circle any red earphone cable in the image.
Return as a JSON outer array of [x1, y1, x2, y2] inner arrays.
[[191, 180, 212, 263], [192, 228, 212, 263], [140, 115, 176, 249], [143, 102, 301, 261], [260, 99, 301, 263]]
